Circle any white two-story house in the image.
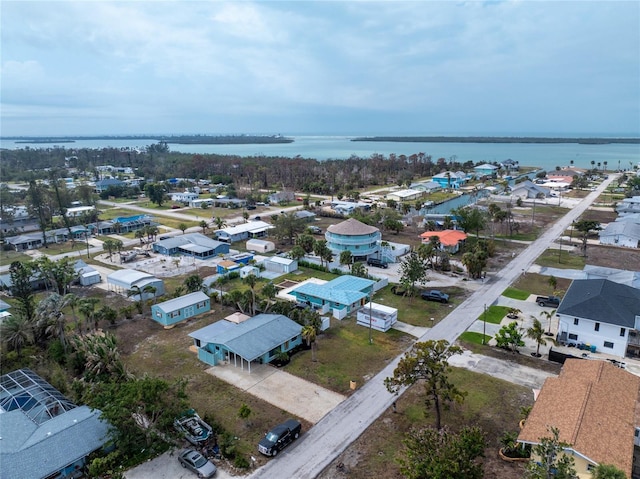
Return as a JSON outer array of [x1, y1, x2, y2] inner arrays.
[[557, 279, 640, 358]]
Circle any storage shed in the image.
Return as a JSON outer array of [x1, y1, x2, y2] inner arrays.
[[74, 260, 101, 286], [356, 302, 398, 332], [246, 239, 275, 253], [263, 256, 298, 274], [106, 269, 165, 300], [151, 291, 210, 327]]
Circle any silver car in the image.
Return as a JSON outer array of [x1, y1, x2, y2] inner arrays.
[[178, 449, 217, 478]]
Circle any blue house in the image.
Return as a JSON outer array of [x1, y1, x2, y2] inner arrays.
[[474, 163, 500, 177], [431, 171, 468, 189], [152, 233, 229, 259], [289, 275, 375, 317], [151, 291, 211, 327], [0, 369, 110, 479], [0, 298, 12, 321], [325, 218, 381, 262], [188, 314, 303, 373]]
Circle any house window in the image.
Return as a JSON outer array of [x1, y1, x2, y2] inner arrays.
[[587, 464, 595, 472], [594, 322, 600, 332], [621, 328, 626, 337], [604, 341, 614, 349], [573, 318, 579, 325], [568, 333, 578, 340]]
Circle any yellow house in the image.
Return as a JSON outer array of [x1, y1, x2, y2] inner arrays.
[[518, 359, 639, 478]]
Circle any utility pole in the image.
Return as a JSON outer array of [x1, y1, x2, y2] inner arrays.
[[368, 288, 374, 345], [482, 304, 487, 344]]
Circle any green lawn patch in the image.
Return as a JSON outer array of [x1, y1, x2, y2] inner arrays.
[[0, 250, 32, 267], [535, 248, 585, 269], [478, 305, 510, 324], [502, 287, 530, 300], [458, 331, 492, 345]]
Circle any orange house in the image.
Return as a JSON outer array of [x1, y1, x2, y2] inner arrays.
[[420, 230, 468, 253]]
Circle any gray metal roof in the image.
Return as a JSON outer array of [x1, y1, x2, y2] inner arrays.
[[189, 314, 302, 362], [154, 291, 209, 314], [557, 279, 640, 327], [0, 299, 10, 311], [0, 369, 111, 479]]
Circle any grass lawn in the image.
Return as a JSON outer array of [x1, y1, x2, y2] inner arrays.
[[33, 241, 93, 256], [534, 248, 585, 269], [511, 272, 572, 298], [284, 318, 413, 394], [459, 331, 492, 345], [0, 250, 32, 266], [502, 287, 531, 300], [479, 305, 511, 324]]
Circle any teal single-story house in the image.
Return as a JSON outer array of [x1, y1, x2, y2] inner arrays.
[[152, 233, 229, 259], [188, 314, 303, 373], [151, 291, 210, 327], [289, 275, 375, 317], [431, 171, 468, 189]]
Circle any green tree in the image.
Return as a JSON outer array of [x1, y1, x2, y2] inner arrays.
[[350, 261, 368, 278], [540, 309, 557, 335], [9, 261, 36, 325], [591, 464, 627, 479], [272, 211, 307, 245], [27, 179, 52, 248], [102, 238, 118, 261], [573, 220, 602, 257], [398, 250, 428, 301], [494, 321, 525, 353], [399, 426, 486, 479], [384, 340, 466, 430], [526, 318, 548, 357], [313, 240, 333, 268], [525, 426, 577, 479], [199, 220, 208, 234], [35, 256, 78, 295], [339, 250, 352, 266], [289, 245, 306, 261], [35, 292, 73, 353], [0, 315, 32, 358], [301, 324, 318, 362], [72, 332, 130, 382], [184, 274, 204, 293], [213, 216, 226, 230], [178, 223, 188, 234], [452, 206, 487, 237], [259, 282, 278, 313], [238, 403, 252, 427], [79, 297, 101, 332], [296, 234, 316, 254], [243, 274, 259, 315], [144, 183, 166, 207]]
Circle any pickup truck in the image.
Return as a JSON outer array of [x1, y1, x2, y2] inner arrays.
[[258, 419, 301, 457], [421, 290, 450, 303], [536, 295, 561, 307]]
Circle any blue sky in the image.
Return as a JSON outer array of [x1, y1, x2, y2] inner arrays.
[[1, 1, 639, 137]]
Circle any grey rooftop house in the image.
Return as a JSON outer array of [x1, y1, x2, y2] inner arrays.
[[0, 369, 110, 479]]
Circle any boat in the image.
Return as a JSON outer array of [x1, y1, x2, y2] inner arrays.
[[174, 409, 213, 445]]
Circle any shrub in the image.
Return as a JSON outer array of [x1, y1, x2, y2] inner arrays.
[[234, 455, 250, 469]]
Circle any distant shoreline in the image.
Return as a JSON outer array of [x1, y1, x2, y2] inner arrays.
[[4, 134, 294, 145], [351, 136, 640, 145]]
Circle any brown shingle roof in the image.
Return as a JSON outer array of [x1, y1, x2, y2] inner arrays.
[[327, 218, 379, 236], [518, 359, 639, 476]]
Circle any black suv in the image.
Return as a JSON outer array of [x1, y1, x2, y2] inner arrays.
[[367, 257, 388, 269], [258, 419, 302, 457]]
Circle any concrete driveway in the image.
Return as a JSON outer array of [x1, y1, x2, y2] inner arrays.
[[206, 363, 345, 424], [124, 449, 242, 479]]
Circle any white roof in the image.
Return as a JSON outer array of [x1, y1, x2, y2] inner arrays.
[[266, 256, 296, 265], [218, 221, 273, 236], [362, 302, 397, 315], [388, 189, 421, 198], [107, 269, 154, 287]]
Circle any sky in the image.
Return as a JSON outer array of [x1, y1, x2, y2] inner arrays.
[[1, 1, 639, 137]]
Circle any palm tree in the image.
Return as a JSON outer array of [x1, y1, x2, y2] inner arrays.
[[301, 324, 318, 362], [213, 216, 226, 230], [243, 274, 259, 315], [526, 318, 547, 357], [79, 297, 100, 332], [199, 220, 208, 234], [184, 274, 204, 293], [102, 238, 117, 260], [1, 315, 32, 357], [35, 292, 72, 352], [540, 309, 557, 336]]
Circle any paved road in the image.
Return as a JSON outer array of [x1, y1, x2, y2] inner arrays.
[[249, 175, 618, 479]]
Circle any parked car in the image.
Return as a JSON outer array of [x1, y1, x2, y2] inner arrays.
[[421, 290, 449, 303], [178, 449, 217, 478], [258, 419, 302, 457], [367, 257, 388, 269], [246, 205, 257, 210], [536, 295, 561, 307], [308, 226, 322, 234]]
